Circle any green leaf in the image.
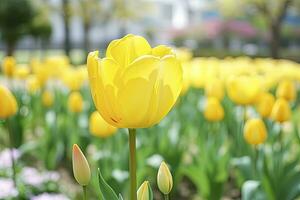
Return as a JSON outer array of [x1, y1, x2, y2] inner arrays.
[[148, 182, 153, 200], [98, 168, 119, 200], [118, 194, 124, 200]]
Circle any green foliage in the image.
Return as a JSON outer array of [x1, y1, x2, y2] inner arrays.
[[0, 0, 34, 44]]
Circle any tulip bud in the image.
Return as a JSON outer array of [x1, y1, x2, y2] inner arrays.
[[27, 75, 40, 94], [204, 97, 224, 122], [271, 98, 291, 123], [157, 162, 173, 195], [72, 144, 91, 186], [244, 118, 267, 145], [276, 80, 295, 102], [205, 79, 224, 100], [256, 92, 275, 118], [0, 85, 18, 119], [137, 181, 152, 200], [89, 111, 117, 138], [68, 91, 84, 113], [42, 90, 54, 107], [2, 56, 16, 77]]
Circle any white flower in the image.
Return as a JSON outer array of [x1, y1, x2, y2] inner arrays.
[[0, 148, 21, 169], [31, 193, 70, 200], [21, 167, 60, 187], [0, 178, 18, 198]]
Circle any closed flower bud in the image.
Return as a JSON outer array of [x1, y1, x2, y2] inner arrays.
[[226, 76, 261, 105], [89, 111, 117, 138], [2, 56, 16, 77], [72, 144, 91, 186], [157, 162, 173, 195], [271, 98, 291, 123], [205, 79, 224, 100], [244, 118, 267, 145], [137, 181, 152, 200], [256, 92, 275, 118], [204, 97, 224, 122], [0, 85, 18, 119], [42, 90, 54, 107], [276, 80, 296, 102], [68, 91, 84, 113], [27, 76, 40, 94]]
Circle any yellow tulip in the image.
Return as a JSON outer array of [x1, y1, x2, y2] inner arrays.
[[226, 76, 261, 105], [87, 34, 183, 128], [42, 90, 54, 107], [89, 111, 117, 138], [27, 76, 40, 93], [14, 65, 30, 79], [276, 80, 296, 102], [205, 78, 224, 100], [2, 56, 16, 77], [256, 92, 275, 118], [157, 162, 173, 195], [244, 118, 267, 145], [271, 98, 291, 123], [0, 85, 18, 119], [72, 144, 91, 186], [137, 181, 152, 200], [204, 97, 224, 122], [68, 91, 84, 113]]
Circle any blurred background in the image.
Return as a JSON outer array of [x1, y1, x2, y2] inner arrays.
[[1, 1, 300, 200], [0, 0, 300, 64]]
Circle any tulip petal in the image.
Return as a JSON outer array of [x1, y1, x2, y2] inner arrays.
[[106, 34, 151, 67], [118, 78, 155, 128], [87, 51, 119, 126], [152, 45, 174, 58]]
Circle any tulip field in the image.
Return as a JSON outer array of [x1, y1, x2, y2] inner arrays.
[[2, 34, 300, 200]]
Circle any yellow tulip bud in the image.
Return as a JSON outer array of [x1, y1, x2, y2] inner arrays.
[[244, 118, 267, 145], [2, 56, 16, 77], [87, 34, 183, 128], [256, 92, 275, 118], [271, 98, 291, 123], [276, 80, 296, 102], [205, 79, 224, 100], [137, 181, 152, 200], [204, 97, 224, 122], [89, 111, 117, 138], [27, 76, 40, 94], [42, 90, 54, 107], [72, 144, 91, 186], [68, 91, 84, 113], [226, 76, 261, 105], [157, 162, 173, 195], [0, 85, 18, 119], [14, 65, 30, 79]]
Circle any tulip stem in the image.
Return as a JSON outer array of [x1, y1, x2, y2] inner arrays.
[[164, 194, 170, 200], [128, 128, 137, 200], [6, 119, 17, 188], [82, 186, 87, 200]]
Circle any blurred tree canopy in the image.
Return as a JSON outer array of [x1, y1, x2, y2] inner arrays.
[[0, 0, 35, 56], [218, 0, 295, 59]]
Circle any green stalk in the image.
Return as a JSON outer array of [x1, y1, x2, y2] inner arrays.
[[6, 119, 17, 188], [82, 186, 87, 200], [128, 128, 137, 200], [253, 145, 259, 178], [164, 194, 170, 200]]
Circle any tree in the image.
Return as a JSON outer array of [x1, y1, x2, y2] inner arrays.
[[251, 0, 293, 58], [217, 0, 295, 59], [0, 0, 35, 56], [62, 0, 71, 57], [29, 8, 52, 57], [76, 0, 102, 56]]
